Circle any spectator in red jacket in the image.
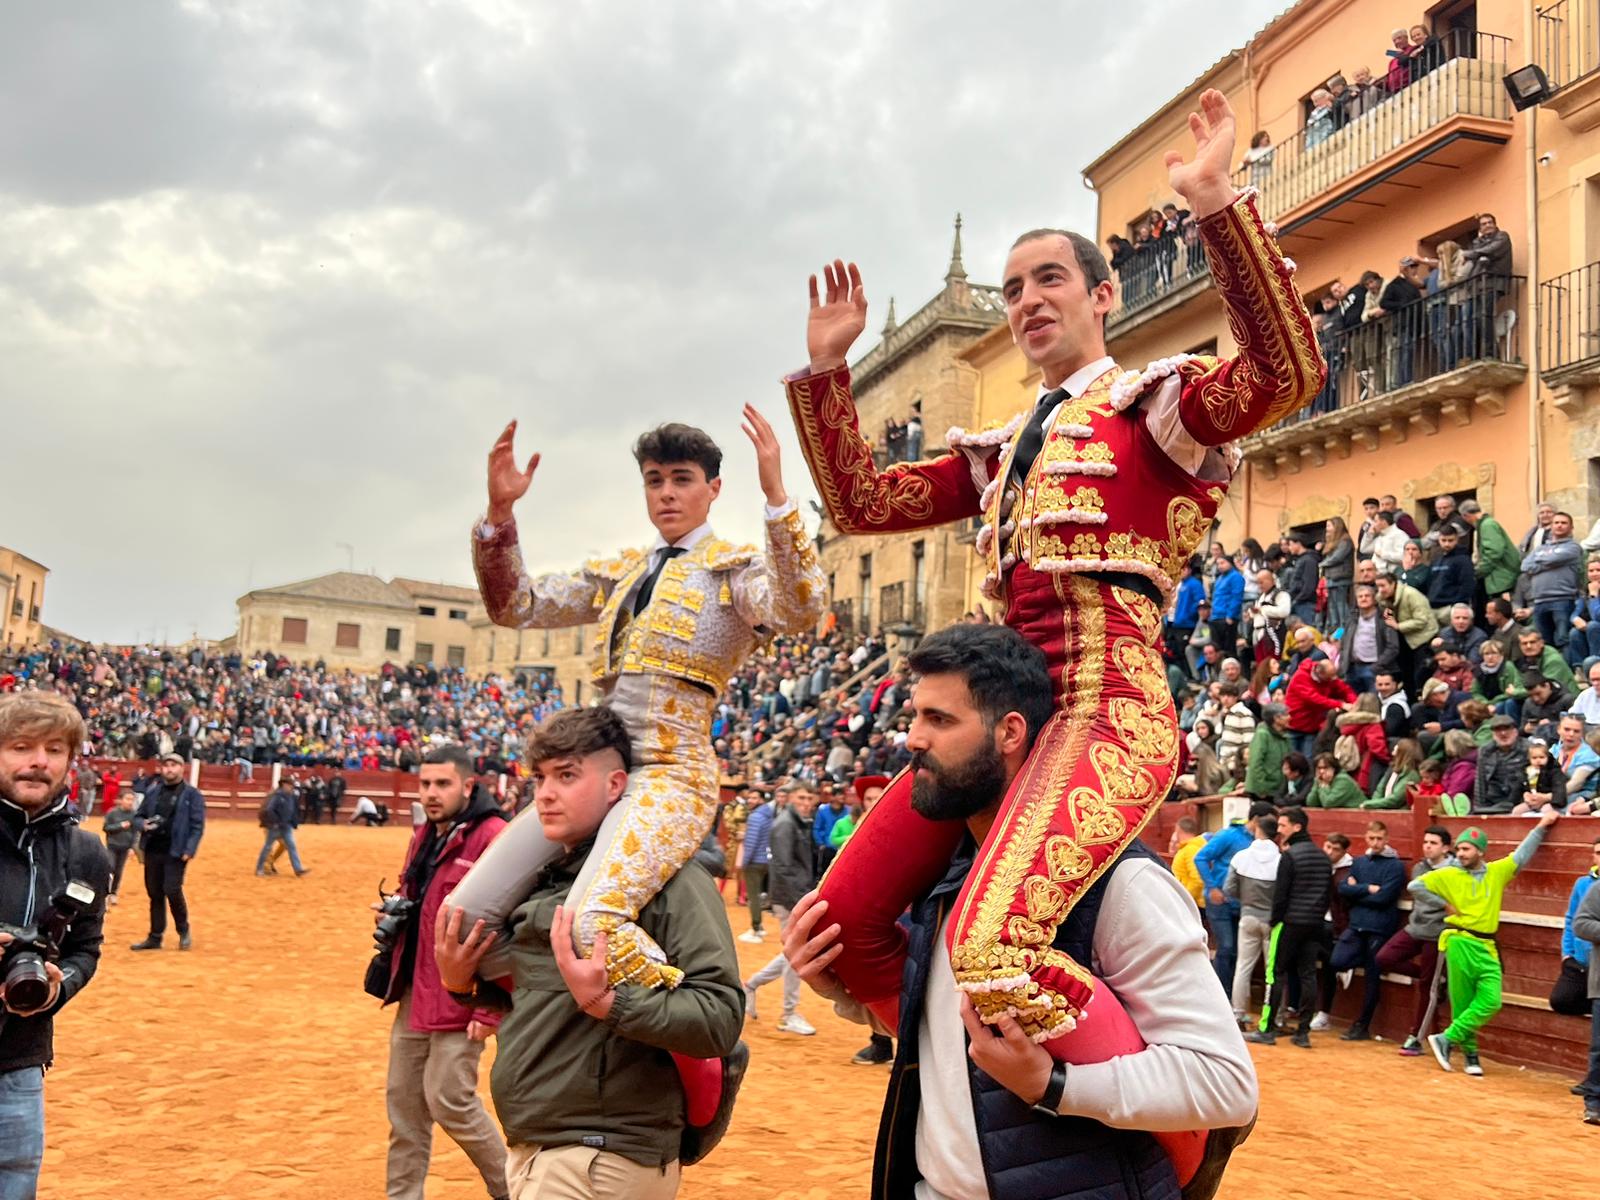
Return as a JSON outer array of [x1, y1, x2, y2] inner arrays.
[[1286, 658, 1357, 757], [1335, 695, 1391, 791], [377, 745, 509, 1200]]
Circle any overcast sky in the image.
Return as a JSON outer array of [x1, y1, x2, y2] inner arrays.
[[2, 0, 1288, 645]]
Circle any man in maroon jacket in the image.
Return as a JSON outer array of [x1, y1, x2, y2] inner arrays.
[[379, 745, 510, 1200]]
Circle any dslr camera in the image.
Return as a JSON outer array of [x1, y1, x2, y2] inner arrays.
[[372, 880, 417, 952], [1, 880, 98, 1014]]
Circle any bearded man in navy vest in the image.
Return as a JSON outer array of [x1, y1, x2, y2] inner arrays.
[[784, 624, 1257, 1200]]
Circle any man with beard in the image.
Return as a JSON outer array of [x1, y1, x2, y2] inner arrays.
[[784, 624, 1255, 1200], [0, 694, 111, 1196]]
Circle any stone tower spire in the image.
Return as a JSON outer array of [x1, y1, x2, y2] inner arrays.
[[882, 295, 898, 336], [945, 213, 968, 285]]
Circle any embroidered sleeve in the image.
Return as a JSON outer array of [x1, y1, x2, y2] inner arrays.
[[785, 365, 983, 534], [470, 516, 614, 629], [730, 505, 828, 634], [1168, 191, 1326, 445]]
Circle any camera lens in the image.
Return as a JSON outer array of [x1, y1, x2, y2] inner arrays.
[[4, 953, 50, 1013]]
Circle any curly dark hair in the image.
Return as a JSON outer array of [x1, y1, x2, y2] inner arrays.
[[632, 423, 722, 481]]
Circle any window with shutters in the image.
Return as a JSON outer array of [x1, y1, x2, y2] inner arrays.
[[336, 623, 361, 649], [282, 617, 308, 644], [447, 645, 466, 668], [414, 642, 434, 664], [385, 627, 401, 652], [449, 608, 468, 621]]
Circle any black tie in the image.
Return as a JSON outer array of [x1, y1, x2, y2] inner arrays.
[[1008, 387, 1069, 488], [634, 546, 686, 614]]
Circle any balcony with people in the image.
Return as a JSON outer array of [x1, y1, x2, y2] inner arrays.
[[1541, 261, 1600, 412], [1243, 236, 1525, 477], [1230, 25, 1513, 239]]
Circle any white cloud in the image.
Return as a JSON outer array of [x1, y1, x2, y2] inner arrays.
[[0, 0, 1288, 643]]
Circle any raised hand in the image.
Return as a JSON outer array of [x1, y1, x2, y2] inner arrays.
[[1163, 88, 1240, 220], [741, 404, 788, 508], [487, 420, 539, 526], [807, 260, 868, 373]]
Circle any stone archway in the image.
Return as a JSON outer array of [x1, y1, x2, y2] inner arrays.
[[1276, 493, 1350, 532], [1403, 462, 1495, 515]]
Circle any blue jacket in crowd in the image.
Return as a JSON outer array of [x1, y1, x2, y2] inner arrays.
[[1211, 566, 1244, 622], [1338, 847, 1407, 936], [812, 802, 847, 848], [1171, 574, 1206, 630], [1194, 822, 1252, 898], [741, 801, 774, 867], [1564, 871, 1597, 968]]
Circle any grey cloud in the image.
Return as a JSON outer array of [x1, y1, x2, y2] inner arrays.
[[1, 0, 1287, 644]]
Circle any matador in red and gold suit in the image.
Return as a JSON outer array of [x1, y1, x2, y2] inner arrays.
[[783, 94, 1323, 1111]]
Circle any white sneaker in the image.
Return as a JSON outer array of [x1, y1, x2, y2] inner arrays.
[[742, 983, 758, 1021], [777, 1013, 816, 1036], [737, 930, 765, 944], [1309, 1011, 1331, 1031]]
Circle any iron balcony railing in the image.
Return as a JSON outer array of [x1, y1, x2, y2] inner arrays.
[[1541, 262, 1600, 375], [1271, 272, 1524, 430], [1537, 0, 1600, 90], [1228, 29, 1511, 224], [1106, 234, 1210, 329]]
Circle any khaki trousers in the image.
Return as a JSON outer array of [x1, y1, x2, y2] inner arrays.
[[386, 996, 508, 1200], [505, 1143, 679, 1200]]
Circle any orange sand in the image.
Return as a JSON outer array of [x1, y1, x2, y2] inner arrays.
[[41, 820, 1595, 1200]]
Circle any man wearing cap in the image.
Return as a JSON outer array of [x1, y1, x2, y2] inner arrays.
[[129, 752, 206, 952], [1412, 808, 1560, 1075], [1474, 716, 1529, 815], [1458, 500, 1520, 606]]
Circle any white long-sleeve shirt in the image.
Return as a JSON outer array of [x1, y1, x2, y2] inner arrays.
[[913, 858, 1258, 1200]]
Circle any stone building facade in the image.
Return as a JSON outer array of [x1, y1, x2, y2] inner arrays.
[[0, 546, 48, 651], [814, 218, 1007, 638], [236, 572, 418, 672]]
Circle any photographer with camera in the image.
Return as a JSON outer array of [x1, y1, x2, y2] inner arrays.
[[0, 693, 111, 1196], [371, 745, 509, 1200], [129, 751, 206, 952]]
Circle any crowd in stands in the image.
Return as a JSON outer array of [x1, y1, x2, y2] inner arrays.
[[872, 400, 924, 468], [0, 627, 899, 802], [1296, 22, 1455, 151], [1165, 494, 1600, 820]]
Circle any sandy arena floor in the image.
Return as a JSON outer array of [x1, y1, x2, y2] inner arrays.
[[41, 820, 1595, 1200]]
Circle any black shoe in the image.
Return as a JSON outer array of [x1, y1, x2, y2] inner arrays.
[[295, 868, 312, 877], [1243, 1030, 1277, 1045], [1340, 1023, 1371, 1041], [179, 932, 193, 951], [1585, 1104, 1600, 1126], [1291, 1031, 1313, 1049], [1572, 1084, 1586, 1096], [851, 1038, 894, 1066], [130, 937, 162, 951]]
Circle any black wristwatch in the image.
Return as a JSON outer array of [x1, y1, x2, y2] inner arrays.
[[1030, 1061, 1068, 1118]]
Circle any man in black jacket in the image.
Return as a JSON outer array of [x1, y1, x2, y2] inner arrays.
[[1339, 583, 1399, 694], [1425, 528, 1475, 619], [129, 751, 206, 952], [1285, 534, 1321, 626], [0, 693, 111, 1197], [743, 783, 818, 1036], [1247, 808, 1332, 1049]]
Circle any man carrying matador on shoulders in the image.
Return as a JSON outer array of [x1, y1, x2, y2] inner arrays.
[[781, 91, 1324, 1194]]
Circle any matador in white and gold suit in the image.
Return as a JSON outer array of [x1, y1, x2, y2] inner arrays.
[[456, 425, 825, 992]]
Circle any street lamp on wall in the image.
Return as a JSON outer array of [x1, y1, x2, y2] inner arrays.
[[1503, 64, 1554, 111]]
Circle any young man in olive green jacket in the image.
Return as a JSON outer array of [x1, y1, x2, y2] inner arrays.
[[1243, 704, 1292, 800], [1460, 500, 1520, 600], [436, 708, 743, 1200]]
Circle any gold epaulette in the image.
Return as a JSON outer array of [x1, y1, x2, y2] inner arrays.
[[583, 548, 649, 581]]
